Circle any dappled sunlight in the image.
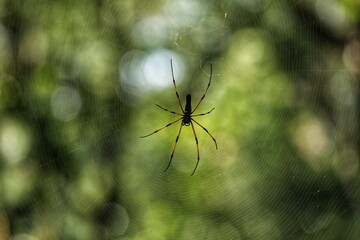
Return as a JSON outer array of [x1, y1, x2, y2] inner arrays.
[[118, 50, 183, 100], [1, 161, 38, 206], [51, 85, 82, 121], [75, 41, 116, 99], [143, 52, 185, 89], [131, 16, 171, 48], [243, 210, 281, 239], [234, 0, 272, 12], [17, 29, 48, 66], [0, 118, 32, 164], [315, 0, 352, 34], [290, 113, 333, 171], [225, 29, 274, 79], [1, 0, 360, 239], [332, 146, 359, 182], [343, 39, 360, 76]]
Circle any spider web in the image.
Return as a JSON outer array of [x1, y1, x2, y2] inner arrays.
[[1, 0, 360, 239]]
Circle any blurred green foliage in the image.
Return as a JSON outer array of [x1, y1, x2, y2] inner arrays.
[[0, 0, 360, 239]]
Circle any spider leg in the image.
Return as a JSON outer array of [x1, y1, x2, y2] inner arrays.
[[140, 117, 183, 138], [190, 121, 200, 176], [156, 104, 183, 116], [164, 122, 183, 172], [191, 118, 218, 149], [191, 63, 212, 113], [170, 59, 185, 113], [192, 107, 215, 117]]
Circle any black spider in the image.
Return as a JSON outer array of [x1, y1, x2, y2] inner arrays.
[[141, 59, 217, 175]]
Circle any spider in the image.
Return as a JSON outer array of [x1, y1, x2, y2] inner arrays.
[[141, 59, 217, 176]]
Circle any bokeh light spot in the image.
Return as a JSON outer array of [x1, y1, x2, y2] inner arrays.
[[0, 118, 31, 164], [332, 146, 359, 182], [11, 233, 39, 240], [132, 16, 170, 48], [119, 49, 183, 98], [235, 0, 272, 12], [291, 114, 332, 171], [101, 203, 129, 237], [51, 85, 82, 121], [144, 51, 184, 89]]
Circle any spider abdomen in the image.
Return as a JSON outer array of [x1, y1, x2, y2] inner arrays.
[[185, 94, 192, 112], [183, 94, 192, 126]]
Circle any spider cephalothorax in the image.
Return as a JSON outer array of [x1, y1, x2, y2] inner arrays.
[[141, 59, 217, 175]]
